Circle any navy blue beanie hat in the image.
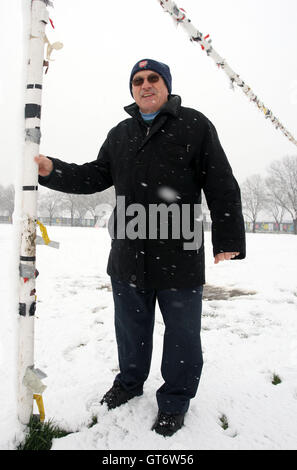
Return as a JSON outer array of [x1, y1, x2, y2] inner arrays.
[[129, 59, 172, 97]]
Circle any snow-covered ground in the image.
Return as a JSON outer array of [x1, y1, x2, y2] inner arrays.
[[0, 224, 296, 450]]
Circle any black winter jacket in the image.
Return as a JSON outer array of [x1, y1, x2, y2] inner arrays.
[[39, 95, 246, 289]]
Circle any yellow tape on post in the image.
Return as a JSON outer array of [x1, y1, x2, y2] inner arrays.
[[37, 220, 51, 245], [33, 394, 45, 422]]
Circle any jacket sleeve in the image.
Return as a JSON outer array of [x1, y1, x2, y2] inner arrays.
[[198, 119, 246, 259], [38, 134, 113, 195]]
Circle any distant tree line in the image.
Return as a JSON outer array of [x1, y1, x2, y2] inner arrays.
[[36, 186, 115, 226], [0, 155, 296, 234], [0, 184, 115, 225], [241, 155, 297, 234]]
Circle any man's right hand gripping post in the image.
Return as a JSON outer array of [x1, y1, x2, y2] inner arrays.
[[34, 154, 53, 177]]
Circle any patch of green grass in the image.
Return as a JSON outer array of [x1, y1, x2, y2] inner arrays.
[[272, 373, 282, 386], [17, 416, 70, 450], [219, 414, 229, 430]]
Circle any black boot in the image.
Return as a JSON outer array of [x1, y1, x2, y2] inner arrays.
[[100, 381, 143, 410], [152, 411, 185, 437]]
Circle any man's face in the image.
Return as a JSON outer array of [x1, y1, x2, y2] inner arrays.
[[132, 70, 169, 113]]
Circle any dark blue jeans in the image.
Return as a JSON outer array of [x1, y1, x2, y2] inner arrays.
[[111, 278, 203, 414]]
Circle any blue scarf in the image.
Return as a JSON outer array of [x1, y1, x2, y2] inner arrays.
[[140, 111, 159, 125]]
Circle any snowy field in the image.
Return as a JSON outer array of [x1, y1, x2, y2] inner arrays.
[[0, 224, 296, 450]]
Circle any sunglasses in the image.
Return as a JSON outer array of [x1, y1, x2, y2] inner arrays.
[[132, 73, 160, 87]]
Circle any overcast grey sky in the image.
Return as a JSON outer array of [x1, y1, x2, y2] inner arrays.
[[0, 0, 296, 186]]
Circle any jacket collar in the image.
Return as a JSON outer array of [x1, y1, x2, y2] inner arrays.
[[124, 94, 182, 120]]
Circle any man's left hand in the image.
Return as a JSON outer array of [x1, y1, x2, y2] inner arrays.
[[214, 252, 240, 264]]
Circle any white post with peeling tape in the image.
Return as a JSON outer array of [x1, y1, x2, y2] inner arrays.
[[18, 0, 50, 425]]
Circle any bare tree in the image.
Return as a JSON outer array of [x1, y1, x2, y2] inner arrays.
[[263, 188, 286, 231], [37, 188, 61, 225], [0, 184, 15, 218], [73, 195, 90, 222], [72, 188, 115, 224], [266, 155, 297, 234], [60, 193, 81, 226], [83, 187, 115, 222], [268, 201, 285, 231], [241, 174, 266, 233]]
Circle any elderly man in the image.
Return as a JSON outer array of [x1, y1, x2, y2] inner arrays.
[[36, 58, 245, 437]]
